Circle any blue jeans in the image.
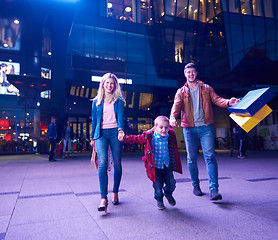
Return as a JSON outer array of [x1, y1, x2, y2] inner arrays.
[[153, 166, 176, 202], [183, 125, 219, 191], [95, 128, 123, 199]]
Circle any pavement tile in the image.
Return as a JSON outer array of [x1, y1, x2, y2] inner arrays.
[[0, 195, 18, 215], [19, 178, 73, 197], [0, 215, 10, 233], [10, 195, 89, 225], [65, 176, 100, 194], [5, 216, 107, 240]]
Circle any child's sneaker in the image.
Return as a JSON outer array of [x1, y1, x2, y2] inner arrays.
[[157, 201, 165, 210], [165, 194, 176, 206]]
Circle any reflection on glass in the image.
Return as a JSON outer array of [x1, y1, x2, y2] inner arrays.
[[264, 0, 273, 18], [42, 27, 51, 56], [139, 93, 153, 110], [229, 0, 240, 13], [107, 0, 134, 22], [41, 68, 51, 79], [175, 42, 184, 63], [0, 17, 21, 50], [176, 0, 187, 18], [199, 0, 206, 22], [252, 0, 263, 16], [0, 61, 20, 95], [138, 118, 152, 132], [240, 0, 252, 15], [165, 0, 176, 16], [40, 90, 51, 99]]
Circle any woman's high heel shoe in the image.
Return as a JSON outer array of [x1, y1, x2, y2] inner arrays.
[[98, 199, 108, 212], [112, 193, 119, 205]]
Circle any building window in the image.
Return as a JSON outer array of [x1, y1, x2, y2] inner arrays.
[[70, 86, 76, 96], [176, 0, 187, 19], [264, 0, 274, 18], [139, 93, 153, 110], [140, 0, 153, 24], [138, 118, 152, 132], [107, 0, 134, 22], [252, 0, 263, 17], [240, 0, 252, 15], [188, 0, 199, 20], [95, 27, 115, 60], [175, 30, 184, 63], [85, 88, 89, 98], [165, 0, 176, 16], [0, 17, 21, 51], [229, 0, 240, 13], [90, 89, 98, 99]]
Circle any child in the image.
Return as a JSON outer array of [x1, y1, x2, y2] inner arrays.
[[119, 116, 182, 210]]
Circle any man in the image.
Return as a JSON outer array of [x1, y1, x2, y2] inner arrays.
[[48, 116, 57, 161], [170, 63, 239, 200]]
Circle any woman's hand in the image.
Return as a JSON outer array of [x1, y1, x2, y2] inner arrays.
[[118, 131, 124, 141], [90, 139, 95, 147]]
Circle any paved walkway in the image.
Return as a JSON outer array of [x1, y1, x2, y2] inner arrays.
[[0, 150, 278, 240]]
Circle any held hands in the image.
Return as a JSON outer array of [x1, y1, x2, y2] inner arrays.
[[229, 97, 240, 106], [170, 118, 177, 128], [90, 139, 95, 148], [118, 131, 124, 141]]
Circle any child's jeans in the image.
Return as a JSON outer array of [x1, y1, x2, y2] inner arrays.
[[153, 166, 176, 202]]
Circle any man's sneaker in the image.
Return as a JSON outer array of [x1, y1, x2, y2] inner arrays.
[[193, 186, 203, 196], [165, 194, 176, 206], [157, 201, 166, 210], [210, 189, 222, 200]]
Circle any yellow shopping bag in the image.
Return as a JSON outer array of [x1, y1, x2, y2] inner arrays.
[[229, 104, 272, 133]]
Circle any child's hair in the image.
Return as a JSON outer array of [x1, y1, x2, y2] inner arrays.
[[154, 115, 169, 126]]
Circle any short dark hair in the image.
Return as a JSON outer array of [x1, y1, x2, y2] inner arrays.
[[184, 63, 197, 72]]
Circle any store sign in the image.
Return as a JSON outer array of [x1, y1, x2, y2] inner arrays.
[[91, 76, 132, 84]]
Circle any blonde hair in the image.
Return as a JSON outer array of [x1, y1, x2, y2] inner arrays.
[[94, 73, 126, 106], [154, 115, 169, 126]]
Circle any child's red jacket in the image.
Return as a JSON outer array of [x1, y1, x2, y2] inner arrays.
[[123, 128, 182, 182]]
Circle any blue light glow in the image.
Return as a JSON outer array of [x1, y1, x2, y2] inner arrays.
[[55, 0, 79, 2]]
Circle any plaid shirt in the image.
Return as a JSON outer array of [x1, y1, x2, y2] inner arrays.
[[152, 130, 170, 169]]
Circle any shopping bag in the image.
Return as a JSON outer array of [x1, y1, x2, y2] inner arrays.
[[91, 145, 98, 170], [229, 104, 272, 133], [228, 87, 275, 116], [90, 145, 113, 171]]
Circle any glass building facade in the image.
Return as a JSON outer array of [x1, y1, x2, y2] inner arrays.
[[0, 0, 277, 153]]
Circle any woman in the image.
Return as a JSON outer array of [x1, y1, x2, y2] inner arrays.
[[62, 120, 73, 159], [90, 73, 125, 212]]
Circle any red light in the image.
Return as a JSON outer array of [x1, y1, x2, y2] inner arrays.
[[0, 119, 9, 130]]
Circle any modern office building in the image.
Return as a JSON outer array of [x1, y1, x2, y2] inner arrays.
[[0, 0, 277, 152]]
